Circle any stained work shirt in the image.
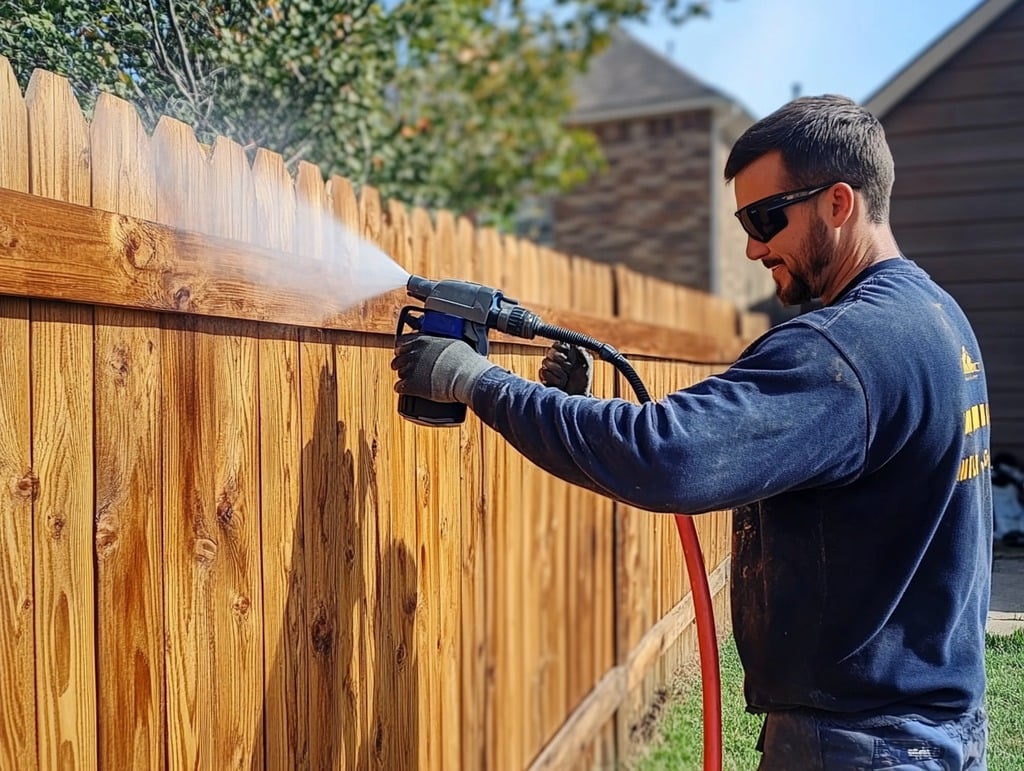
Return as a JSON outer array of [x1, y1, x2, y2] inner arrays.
[[471, 258, 992, 718]]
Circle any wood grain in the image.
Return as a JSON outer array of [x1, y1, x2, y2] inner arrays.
[[0, 187, 741, 363], [90, 91, 166, 771], [26, 67, 98, 771], [0, 53, 36, 771]]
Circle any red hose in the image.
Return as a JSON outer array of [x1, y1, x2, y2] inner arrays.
[[674, 514, 723, 771]]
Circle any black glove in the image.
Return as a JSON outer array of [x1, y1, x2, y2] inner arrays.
[[392, 335, 496, 403], [538, 341, 592, 396]]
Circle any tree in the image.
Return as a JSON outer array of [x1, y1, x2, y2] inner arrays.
[[0, 0, 716, 225]]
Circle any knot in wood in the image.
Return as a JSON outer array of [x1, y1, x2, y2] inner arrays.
[[395, 642, 407, 667], [0, 223, 17, 250], [173, 286, 192, 310], [95, 520, 119, 558], [311, 609, 333, 655], [194, 536, 217, 565], [232, 595, 251, 617], [14, 470, 39, 501], [404, 591, 418, 617], [49, 513, 66, 541], [109, 345, 131, 385], [216, 496, 235, 527]]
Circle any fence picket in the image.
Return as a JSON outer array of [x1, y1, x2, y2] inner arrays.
[[207, 137, 254, 242], [0, 54, 35, 771], [452, 215, 488, 771], [258, 318, 307, 770], [24, 67, 98, 771], [152, 116, 208, 233], [295, 161, 328, 260], [432, 215, 465, 771], [89, 90, 167, 771], [0, 56, 28, 192], [0, 297, 34, 771]]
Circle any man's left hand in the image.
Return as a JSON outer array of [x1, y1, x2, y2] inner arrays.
[[392, 335, 496, 404]]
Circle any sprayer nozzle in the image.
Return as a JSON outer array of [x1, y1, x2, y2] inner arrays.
[[406, 275, 437, 301]]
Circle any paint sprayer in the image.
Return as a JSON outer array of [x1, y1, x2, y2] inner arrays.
[[396, 275, 651, 426], [394, 273, 724, 770]]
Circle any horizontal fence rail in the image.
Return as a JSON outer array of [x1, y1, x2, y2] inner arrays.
[[0, 59, 765, 770]]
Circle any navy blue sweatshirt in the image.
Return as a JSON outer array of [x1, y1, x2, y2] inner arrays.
[[471, 258, 992, 719]]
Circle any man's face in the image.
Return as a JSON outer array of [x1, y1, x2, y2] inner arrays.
[[733, 151, 838, 306]]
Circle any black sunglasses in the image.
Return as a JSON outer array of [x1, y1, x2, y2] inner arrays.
[[735, 182, 846, 243]]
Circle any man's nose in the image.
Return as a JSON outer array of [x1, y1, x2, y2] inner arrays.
[[745, 237, 770, 261]]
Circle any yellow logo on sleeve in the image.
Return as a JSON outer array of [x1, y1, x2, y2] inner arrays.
[[958, 449, 991, 483], [963, 402, 990, 436], [961, 347, 981, 378]]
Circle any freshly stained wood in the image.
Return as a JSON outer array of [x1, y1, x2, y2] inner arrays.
[[0, 187, 740, 362], [26, 67, 98, 771], [0, 60, 755, 771], [258, 322, 308, 770], [453, 215, 488, 771], [253, 153, 306, 771], [409, 205, 443, 771], [90, 90, 166, 771], [0, 56, 35, 771], [378, 198, 421, 771], [0, 298, 35, 771], [426, 208, 466, 771], [0, 56, 29, 193]]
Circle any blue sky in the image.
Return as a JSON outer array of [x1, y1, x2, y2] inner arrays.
[[625, 0, 985, 118]]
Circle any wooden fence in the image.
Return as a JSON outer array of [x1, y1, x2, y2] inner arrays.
[[0, 61, 767, 770]]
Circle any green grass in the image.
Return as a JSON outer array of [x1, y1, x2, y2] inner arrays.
[[986, 629, 1024, 770], [636, 630, 1024, 771]]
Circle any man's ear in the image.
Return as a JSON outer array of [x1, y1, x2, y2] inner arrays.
[[826, 182, 857, 228]]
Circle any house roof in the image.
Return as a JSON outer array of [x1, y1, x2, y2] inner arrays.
[[865, 0, 1020, 118], [569, 28, 737, 123]]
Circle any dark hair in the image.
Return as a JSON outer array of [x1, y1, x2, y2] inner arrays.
[[724, 95, 894, 224]]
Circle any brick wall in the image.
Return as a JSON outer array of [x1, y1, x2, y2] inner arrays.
[[554, 110, 715, 291], [555, 108, 777, 316]]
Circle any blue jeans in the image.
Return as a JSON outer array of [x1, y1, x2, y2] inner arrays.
[[756, 708, 988, 770]]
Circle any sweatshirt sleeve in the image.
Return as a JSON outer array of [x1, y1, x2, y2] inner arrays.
[[470, 324, 868, 513]]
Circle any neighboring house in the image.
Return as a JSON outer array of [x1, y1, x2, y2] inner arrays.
[[546, 29, 778, 316], [865, 0, 1024, 461]]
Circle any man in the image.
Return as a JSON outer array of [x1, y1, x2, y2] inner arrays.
[[393, 95, 991, 769]]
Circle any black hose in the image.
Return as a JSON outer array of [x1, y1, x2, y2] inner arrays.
[[534, 322, 653, 403]]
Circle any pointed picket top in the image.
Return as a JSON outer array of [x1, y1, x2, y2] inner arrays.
[[387, 198, 413, 274], [359, 184, 383, 255], [455, 217, 479, 285], [251, 149, 296, 253], [410, 207, 435, 277], [0, 56, 29, 193], [434, 210, 457, 279], [327, 174, 359, 284], [151, 116, 209, 232], [24, 68, 90, 205], [538, 247, 571, 309], [501, 233, 523, 299], [90, 91, 156, 220], [474, 227, 502, 288], [517, 237, 541, 306], [327, 175, 359, 231], [208, 136, 255, 243], [294, 160, 329, 261]]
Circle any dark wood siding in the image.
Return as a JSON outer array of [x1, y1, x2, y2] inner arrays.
[[883, 1, 1024, 460]]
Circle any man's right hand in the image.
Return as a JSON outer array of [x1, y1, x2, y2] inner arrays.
[[538, 341, 592, 396]]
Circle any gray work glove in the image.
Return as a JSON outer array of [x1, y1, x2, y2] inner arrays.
[[538, 341, 592, 396], [392, 335, 496, 403]]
